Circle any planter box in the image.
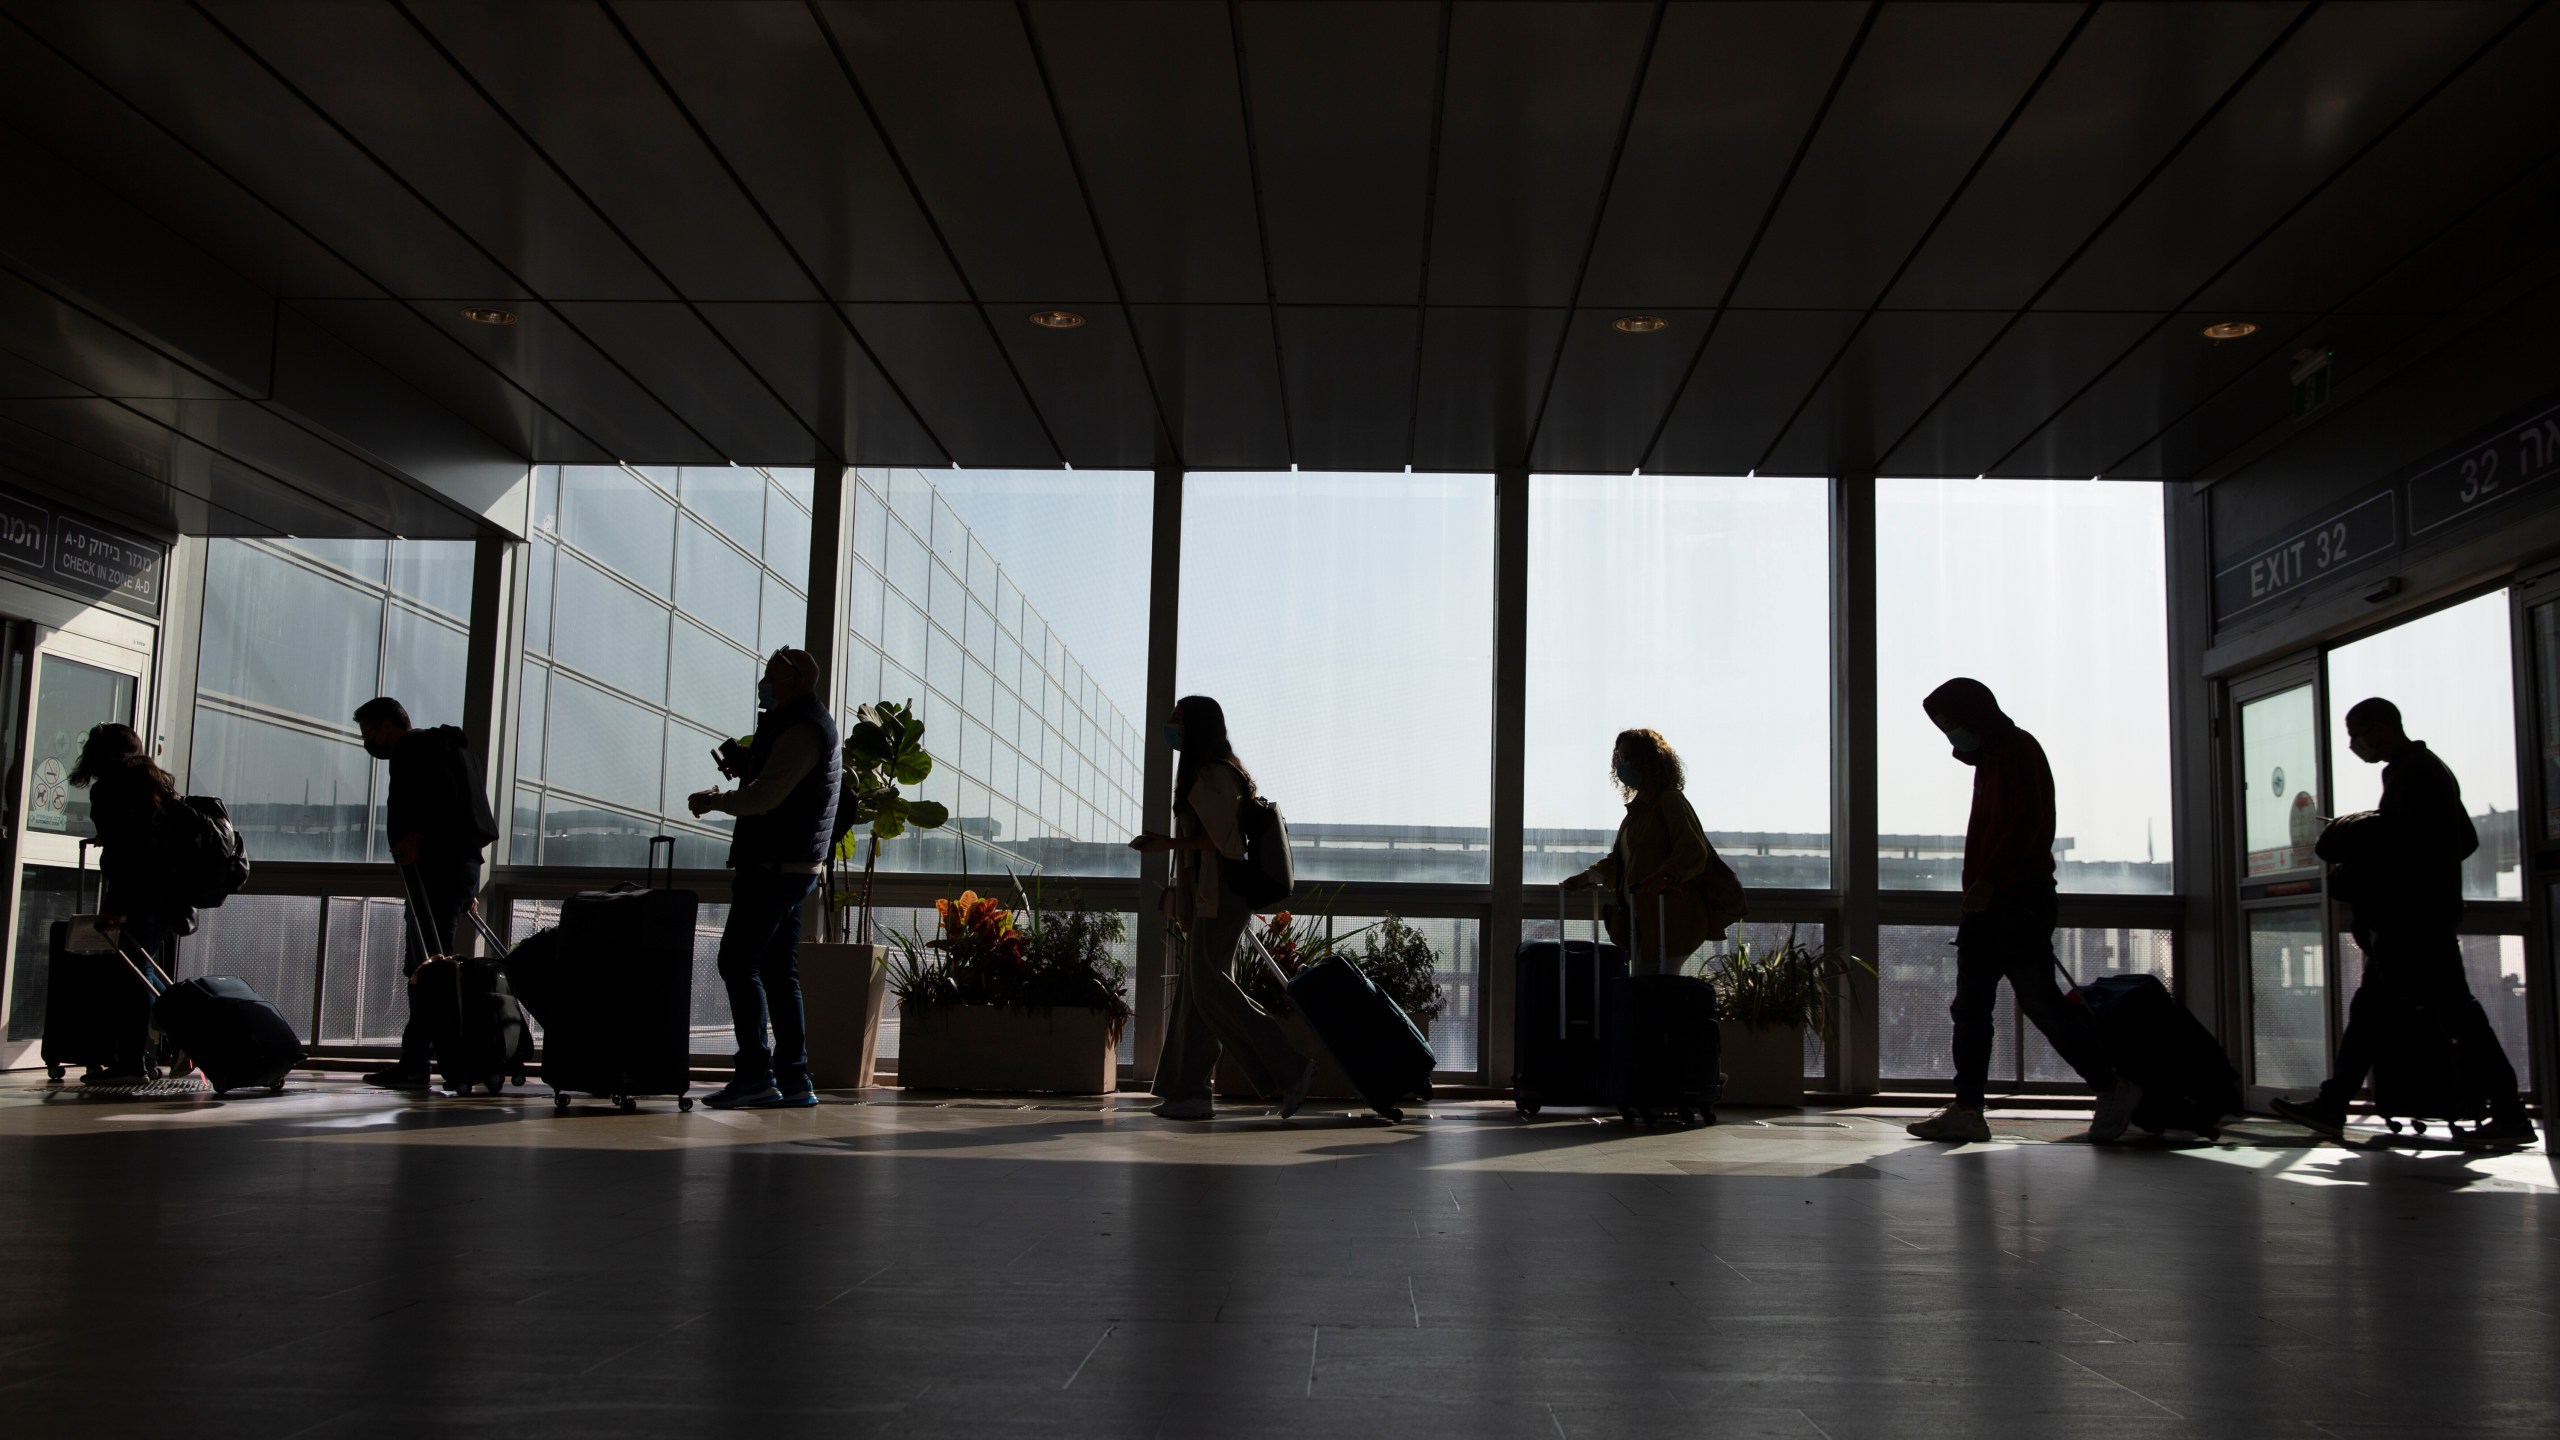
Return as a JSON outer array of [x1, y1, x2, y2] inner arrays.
[[897, 1005, 1120, 1095], [799, 942, 889, 1090], [1216, 1019, 1432, 1103], [1718, 1022, 1806, 1108]]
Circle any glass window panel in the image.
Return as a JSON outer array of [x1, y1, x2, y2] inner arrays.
[[840, 640, 881, 712], [889, 468, 934, 535], [968, 535, 998, 593], [928, 625, 964, 700], [546, 676, 666, 814], [667, 619, 755, 737], [1878, 923, 2015, 1084], [196, 541, 382, 725], [2025, 928, 2176, 1082], [538, 797, 665, 869], [769, 466, 815, 511], [853, 477, 889, 572], [960, 713, 992, 782], [2238, 685, 2320, 877], [2326, 592, 2520, 900], [887, 520, 930, 604], [2248, 907, 2328, 1090], [179, 895, 321, 1038], [382, 607, 467, 732], [532, 465, 561, 534], [930, 494, 966, 570], [1179, 472, 1492, 884], [882, 593, 929, 677], [927, 560, 966, 635], [848, 560, 886, 645], [963, 659, 994, 722], [6, 865, 81, 1040], [318, 896, 405, 1044], [552, 553, 670, 704], [517, 662, 547, 780], [675, 516, 762, 646], [679, 465, 764, 551], [190, 710, 374, 862], [1526, 475, 1829, 888], [967, 599, 997, 665], [760, 573, 806, 655], [764, 490, 812, 586], [524, 537, 555, 656], [278, 537, 387, 582], [560, 465, 675, 597], [389, 539, 474, 619], [666, 720, 728, 817], [1877, 479, 2172, 894], [26, 654, 138, 839]]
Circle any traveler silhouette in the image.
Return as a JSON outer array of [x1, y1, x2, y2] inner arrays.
[[1906, 679, 2140, 1144], [1559, 728, 1747, 973], [2274, 698, 2536, 1145], [66, 723, 196, 1083]]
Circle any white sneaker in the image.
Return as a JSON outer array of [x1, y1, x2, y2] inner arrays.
[[1278, 1058, 1317, 1120], [1906, 1105, 1991, 1143], [1150, 1097, 1214, 1121], [2088, 1077, 2143, 1143]]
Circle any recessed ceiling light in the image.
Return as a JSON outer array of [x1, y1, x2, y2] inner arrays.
[[461, 308, 518, 326], [1028, 310, 1085, 329], [1613, 315, 1669, 334], [2201, 320, 2257, 340]]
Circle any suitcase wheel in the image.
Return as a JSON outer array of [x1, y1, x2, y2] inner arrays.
[[617, 1096, 637, 1113], [269, 1081, 287, 1094], [2413, 1121, 2428, 1135], [1514, 1099, 1542, 1119], [484, 1078, 504, 1096], [554, 1094, 572, 1112], [1679, 1109, 1699, 1127], [679, 1097, 695, 1113], [1698, 1109, 1718, 1127], [2385, 1119, 2403, 1134], [46, 1064, 64, 1082], [1376, 1105, 1405, 1123]]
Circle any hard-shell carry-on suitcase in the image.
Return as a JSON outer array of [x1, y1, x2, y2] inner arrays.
[[1250, 928, 1435, 1122], [1512, 887, 1625, 1117], [2367, 996, 2500, 1139], [546, 836, 699, 1112], [138, 944, 305, 1095], [2066, 970, 2239, 1138], [1610, 893, 1721, 1127], [399, 864, 534, 1097], [42, 841, 157, 1081]]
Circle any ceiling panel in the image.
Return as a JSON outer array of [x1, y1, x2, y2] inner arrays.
[[403, 0, 813, 301], [2193, 3, 2560, 315], [407, 300, 711, 464], [0, 411, 215, 536], [1645, 310, 1866, 476], [1989, 310, 2326, 478], [1423, 1, 1659, 307], [2343, 151, 2560, 317], [285, 299, 605, 462], [840, 304, 1059, 469], [1125, 304, 1289, 470], [0, 349, 89, 399], [2041, 0, 2532, 312], [1757, 311, 2011, 477], [1579, 2, 1867, 311], [1734, 2, 2085, 310], [609, 0, 965, 304], [6, 0, 525, 299], [0, 16, 372, 299], [2118, 309, 2439, 480], [553, 302, 820, 462], [695, 303, 940, 467], [811, 0, 1112, 303], [1235, 0, 1440, 306], [983, 303, 1164, 470], [1024, 2, 1263, 306], [1882, 311, 2164, 478], [1890, 2, 2305, 311], [1412, 307, 1568, 472], [1529, 309, 1716, 474], [166, 396, 479, 536], [1273, 307, 1417, 471], [0, 268, 238, 403]]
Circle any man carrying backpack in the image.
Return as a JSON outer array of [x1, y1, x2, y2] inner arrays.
[[354, 697, 499, 1091]]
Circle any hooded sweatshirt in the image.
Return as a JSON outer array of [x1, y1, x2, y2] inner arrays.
[[1922, 678, 2055, 892], [385, 725, 500, 864]]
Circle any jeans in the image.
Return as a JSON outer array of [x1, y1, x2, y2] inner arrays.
[[719, 866, 819, 1090], [1950, 882, 2114, 1109], [396, 857, 482, 1074], [2324, 927, 2523, 1115]]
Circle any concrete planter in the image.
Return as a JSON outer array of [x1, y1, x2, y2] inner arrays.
[[1718, 1022, 1806, 1108], [897, 1004, 1120, 1095], [799, 941, 889, 1090]]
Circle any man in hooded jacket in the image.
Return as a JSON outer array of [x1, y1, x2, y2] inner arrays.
[[1907, 678, 2140, 1143], [354, 696, 500, 1090]]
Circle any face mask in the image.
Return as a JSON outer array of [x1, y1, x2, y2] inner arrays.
[[362, 737, 393, 761], [1163, 725, 1185, 752], [1614, 762, 1638, 790], [1946, 727, 1983, 765], [756, 680, 777, 709]]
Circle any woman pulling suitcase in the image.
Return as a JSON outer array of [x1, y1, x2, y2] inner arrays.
[[1558, 728, 1747, 965], [66, 723, 196, 1082]]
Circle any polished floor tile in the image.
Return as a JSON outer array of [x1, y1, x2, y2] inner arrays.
[[0, 1076, 2550, 1437]]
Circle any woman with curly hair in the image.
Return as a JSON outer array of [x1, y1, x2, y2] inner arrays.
[[1560, 728, 1746, 974], [66, 723, 194, 1081]]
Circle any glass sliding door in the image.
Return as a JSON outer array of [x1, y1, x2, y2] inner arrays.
[[2233, 669, 2327, 1097]]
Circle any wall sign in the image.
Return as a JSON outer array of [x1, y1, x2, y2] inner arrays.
[[2406, 398, 2560, 539], [0, 484, 163, 616], [2213, 490, 2397, 624]]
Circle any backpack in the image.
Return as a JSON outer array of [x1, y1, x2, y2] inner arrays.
[[159, 794, 252, 909], [1222, 794, 1294, 908]]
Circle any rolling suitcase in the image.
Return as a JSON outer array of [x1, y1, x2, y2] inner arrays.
[[399, 864, 533, 1097], [40, 842, 157, 1080], [545, 836, 698, 1112], [141, 942, 305, 1095], [1512, 887, 1624, 1117], [490, 919, 563, 1028], [2067, 971, 2238, 1137], [1610, 894, 1720, 1126], [2367, 997, 2500, 1138], [1249, 928, 1435, 1121]]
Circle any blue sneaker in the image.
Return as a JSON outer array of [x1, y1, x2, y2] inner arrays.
[[757, 1086, 819, 1109], [702, 1078, 780, 1110]]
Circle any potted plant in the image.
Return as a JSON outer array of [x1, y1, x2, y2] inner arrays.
[[1223, 904, 1444, 1102], [801, 699, 948, 1090], [1693, 927, 1869, 1107], [889, 881, 1131, 1094]]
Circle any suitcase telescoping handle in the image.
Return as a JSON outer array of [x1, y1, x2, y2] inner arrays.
[[1552, 884, 1606, 1041], [394, 862, 456, 960], [76, 838, 93, 913], [111, 935, 175, 999], [647, 834, 676, 890]]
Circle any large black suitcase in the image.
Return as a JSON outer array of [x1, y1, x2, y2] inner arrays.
[[1513, 889, 1624, 1117], [39, 842, 155, 1080], [545, 837, 698, 1112], [397, 865, 533, 1096], [2069, 972, 2238, 1137], [2368, 997, 2500, 1135], [491, 920, 563, 1028], [152, 970, 304, 1095], [1251, 932, 1434, 1121], [1612, 974, 1720, 1126]]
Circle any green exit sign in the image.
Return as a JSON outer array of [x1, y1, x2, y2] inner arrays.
[[2293, 347, 2334, 418]]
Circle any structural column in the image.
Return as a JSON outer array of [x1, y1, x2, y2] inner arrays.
[[1484, 466, 1531, 1087], [804, 460, 851, 703], [1130, 464, 1185, 1081], [1831, 472, 1881, 1095], [2161, 481, 2227, 1039], [463, 526, 521, 921]]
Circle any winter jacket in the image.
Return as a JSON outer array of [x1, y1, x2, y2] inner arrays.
[[1922, 678, 2056, 892], [384, 725, 499, 863], [2316, 740, 2476, 934], [1571, 785, 1749, 963]]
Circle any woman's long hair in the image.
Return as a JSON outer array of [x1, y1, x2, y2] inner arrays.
[[1612, 727, 1685, 801], [1172, 694, 1254, 808], [68, 722, 176, 801]]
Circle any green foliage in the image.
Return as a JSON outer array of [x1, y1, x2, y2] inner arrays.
[[1235, 893, 1442, 1026], [1690, 926, 1871, 1033], [1353, 916, 1446, 1025], [884, 881, 1131, 1029], [836, 699, 948, 856]]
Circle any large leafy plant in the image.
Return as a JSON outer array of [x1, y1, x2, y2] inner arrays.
[[885, 880, 1131, 1030], [1691, 926, 1870, 1034], [1236, 892, 1445, 1026], [832, 699, 948, 942]]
